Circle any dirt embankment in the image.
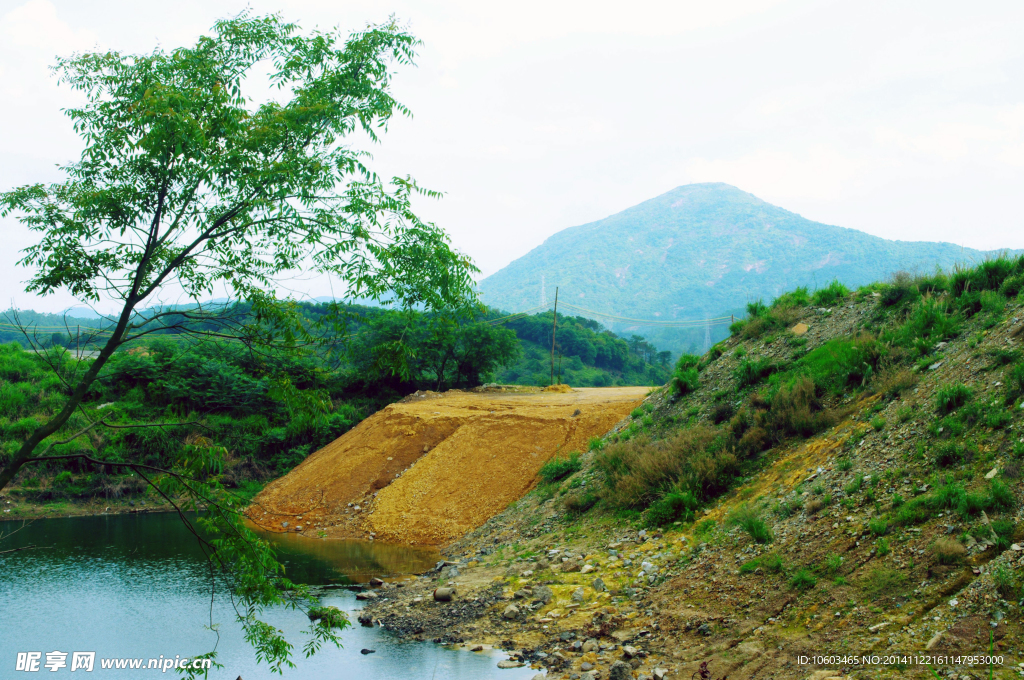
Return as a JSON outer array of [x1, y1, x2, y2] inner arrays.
[[247, 387, 647, 545]]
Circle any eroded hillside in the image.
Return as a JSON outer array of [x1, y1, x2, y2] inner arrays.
[[356, 263, 1024, 680], [247, 386, 647, 545]]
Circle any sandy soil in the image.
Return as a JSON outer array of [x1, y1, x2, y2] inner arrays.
[[247, 387, 648, 545]]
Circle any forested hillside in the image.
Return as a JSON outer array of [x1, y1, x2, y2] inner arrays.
[[479, 183, 1020, 353], [493, 311, 671, 386], [0, 301, 670, 505]]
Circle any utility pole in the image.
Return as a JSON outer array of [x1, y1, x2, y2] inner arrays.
[[550, 287, 559, 386], [76, 325, 80, 359]]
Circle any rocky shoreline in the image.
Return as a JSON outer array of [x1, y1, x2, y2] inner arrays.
[[357, 525, 679, 680]]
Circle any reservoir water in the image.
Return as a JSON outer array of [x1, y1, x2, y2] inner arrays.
[[0, 513, 536, 679]]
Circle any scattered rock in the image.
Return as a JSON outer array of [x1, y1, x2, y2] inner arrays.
[[653, 669, 669, 680], [497, 660, 524, 669], [622, 645, 639, 658], [926, 632, 943, 650], [360, 649, 375, 655], [369, 577, 384, 587], [532, 585, 554, 603], [471, 645, 484, 652], [609, 660, 633, 680], [592, 577, 606, 592], [582, 638, 599, 653], [571, 587, 585, 602], [433, 587, 456, 602], [984, 467, 999, 479], [355, 591, 378, 600], [357, 613, 374, 627], [502, 605, 520, 620], [581, 564, 595, 574]]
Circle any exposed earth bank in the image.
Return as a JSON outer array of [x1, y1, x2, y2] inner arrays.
[[247, 386, 648, 545]]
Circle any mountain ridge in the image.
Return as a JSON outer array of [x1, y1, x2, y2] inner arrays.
[[479, 183, 1015, 351]]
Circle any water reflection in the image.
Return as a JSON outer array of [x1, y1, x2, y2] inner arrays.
[[0, 514, 533, 680], [248, 523, 440, 585]]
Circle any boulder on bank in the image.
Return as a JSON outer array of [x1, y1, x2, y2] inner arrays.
[[433, 587, 456, 602]]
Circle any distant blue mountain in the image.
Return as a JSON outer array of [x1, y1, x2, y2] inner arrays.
[[479, 183, 1017, 352]]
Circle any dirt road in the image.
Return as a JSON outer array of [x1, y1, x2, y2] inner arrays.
[[247, 387, 647, 545]]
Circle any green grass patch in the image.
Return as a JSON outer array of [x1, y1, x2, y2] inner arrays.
[[789, 568, 817, 591], [539, 451, 582, 482]]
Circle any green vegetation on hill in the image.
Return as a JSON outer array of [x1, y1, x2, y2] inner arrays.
[[0, 302, 672, 504], [0, 303, 521, 501], [493, 311, 671, 387], [557, 254, 1024, 533], [480, 183, 1020, 353]]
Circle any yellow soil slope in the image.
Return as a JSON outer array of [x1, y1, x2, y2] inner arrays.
[[248, 387, 647, 545]]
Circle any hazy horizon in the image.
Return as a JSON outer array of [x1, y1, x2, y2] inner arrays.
[[2, 0, 1023, 313]]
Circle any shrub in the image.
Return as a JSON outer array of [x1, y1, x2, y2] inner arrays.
[[671, 354, 701, 395], [1006, 363, 1024, 403], [935, 383, 973, 415], [775, 498, 802, 518], [595, 427, 736, 508], [813, 280, 849, 307], [693, 518, 716, 538], [844, 476, 863, 495], [993, 563, 1018, 600], [789, 568, 817, 591], [822, 553, 843, 575], [860, 567, 906, 600], [761, 376, 837, 441], [729, 504, 774, 544], [740, 552, 784, 574], [991, 519, 1015, 552], [932, 538, 967, 564], [870, 417, 886, 431], [734, 358, 779, 388], [645, 490, 699, 527], [837, 457, 853, 471], [710, 402, 735, 424], [985, 408, 1011, 429], [747, 299, 768, 318], [539, 452, 582, 482], [950, 256, 1023, 297], [988, 478, 1014, 510], [773, 286, 811, 309], [934, 441, 974, 468], [1000, 272, 1024, 298], [563, 490, 598, 516], [879, 272, 920, 307], [875, 537, 890, 556], [874, 368, 917, 399], [794, 334, 880, 395], [805, 498, 825, 515], [887, 297, 960, 351], [891, 493, 905, 508], [868, 518, 889, 536]]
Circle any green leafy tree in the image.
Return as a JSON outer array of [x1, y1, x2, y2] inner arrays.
[[0, 12, 475, 674]]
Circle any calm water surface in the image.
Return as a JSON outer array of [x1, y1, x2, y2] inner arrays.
[[0, 513, 536, 679]]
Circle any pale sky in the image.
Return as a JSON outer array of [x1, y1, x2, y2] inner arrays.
[[2, 0, 1023, 313]]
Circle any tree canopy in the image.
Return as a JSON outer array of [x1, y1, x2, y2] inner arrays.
[[0, 11, 476, 674]]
